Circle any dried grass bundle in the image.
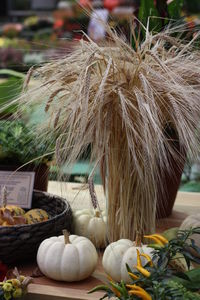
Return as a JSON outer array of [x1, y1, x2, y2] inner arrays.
[[14, 24, 200, 241]]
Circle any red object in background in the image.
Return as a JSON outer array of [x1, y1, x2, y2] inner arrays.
[[187, 21, 196, 30], [53, 19, 64, 30], [104, 0, 119, 11], [0, 261, 8, 281]]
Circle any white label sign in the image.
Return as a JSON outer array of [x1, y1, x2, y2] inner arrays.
[[0, 171, 35, 208]]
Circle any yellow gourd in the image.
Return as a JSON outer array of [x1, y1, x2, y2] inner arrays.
[[0, 205, 25, 216], [24, 209, 49, 224], [0, 205, 25, 226]]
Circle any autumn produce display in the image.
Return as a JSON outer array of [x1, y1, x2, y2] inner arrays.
[[1, 3, 200, 299]]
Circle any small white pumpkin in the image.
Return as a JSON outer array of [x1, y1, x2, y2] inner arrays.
[[73, 208, 107, 248], [180, 213, 200, 249], [37, 230, 98, 282], [102, 239, 154, 283]]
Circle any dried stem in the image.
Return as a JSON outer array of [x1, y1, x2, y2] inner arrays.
[[2, 186, 7, 208], [88, 177, 98, 209], [63, 229, 70, 244]]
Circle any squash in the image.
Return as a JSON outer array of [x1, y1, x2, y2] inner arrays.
[[73, 208, 107, 248], [180, 214, 200, 249], [37, 230, 98, 282], [180, 213, 200, 263], [0, 187, 25, 225], [24, 209, 49, 224], [162, 227, 179, 241], [0, 205, 25, 216], [0, 207, 26, 226], [102, 238, 154, 283]]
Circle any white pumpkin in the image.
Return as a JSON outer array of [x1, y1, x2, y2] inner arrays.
[[37, 231, 98, 282], [102, 239, 154, 283], [180, 214, 200, 249], [73, 208, 107, 248]]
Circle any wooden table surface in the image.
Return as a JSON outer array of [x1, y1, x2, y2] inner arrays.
[[21, 181, 200, 300]]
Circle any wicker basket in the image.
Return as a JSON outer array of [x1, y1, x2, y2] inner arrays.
[[0, 190, 73, 265]]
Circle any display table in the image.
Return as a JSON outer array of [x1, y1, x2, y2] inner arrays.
[[19, 181, 200, 299]]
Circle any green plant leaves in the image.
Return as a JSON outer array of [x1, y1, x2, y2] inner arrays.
[[0, 120, 54, 165], [138, 0, 162, 34], [168, 0, 184, 20], [137, 0, 184, 39], [0, 69, 25, 79]]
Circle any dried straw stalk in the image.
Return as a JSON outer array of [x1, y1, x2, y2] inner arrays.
[[15, 24, 200, 242]]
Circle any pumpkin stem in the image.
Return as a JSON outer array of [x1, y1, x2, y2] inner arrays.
[[135, 231, 142, 247], [63, 229, 70, 244], [95, 210, 100, 218]]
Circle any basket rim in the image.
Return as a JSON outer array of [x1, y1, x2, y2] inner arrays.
[[0, 189, 71, 230]]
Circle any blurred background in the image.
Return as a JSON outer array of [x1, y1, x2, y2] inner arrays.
[[0, 0, 200, 190]]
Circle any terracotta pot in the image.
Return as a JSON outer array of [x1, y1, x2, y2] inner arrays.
[[0, 163, 49, 192], [156, 125, 185, 218]]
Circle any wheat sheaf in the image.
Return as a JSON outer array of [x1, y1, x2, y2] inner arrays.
[[14, 23, 200, 242]]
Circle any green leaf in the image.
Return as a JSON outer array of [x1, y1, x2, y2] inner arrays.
[[125, 263, 132, 273], [0, 77, 23, 115], [0, 69, 25, 79], [109, 281, 124, 295], [148, 244, 163, 250], [185, 268, 200, 283], [88, 285, 112, 294], [172, 268, 200, 292], [120, 280, 128, 297], [99, 294, 109, 300], [168, 0, 184, 20], [192, 227, 200, 234], [138, 0, 162, 34], [182, 250, 200, 264]]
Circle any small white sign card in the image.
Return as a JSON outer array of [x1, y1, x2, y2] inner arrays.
[[0, 171, 35, 209]]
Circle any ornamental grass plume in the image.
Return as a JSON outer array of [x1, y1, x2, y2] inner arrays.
[[12, 22, 200, 242]]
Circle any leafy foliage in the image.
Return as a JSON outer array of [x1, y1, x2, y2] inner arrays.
[[0, 120, 54, 165], [138, 0, 162, 33], [153, 227, 200, 269], [168, 0, 184, 20], [0, 70, 25, 116], [138, 0, 184, 38]]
